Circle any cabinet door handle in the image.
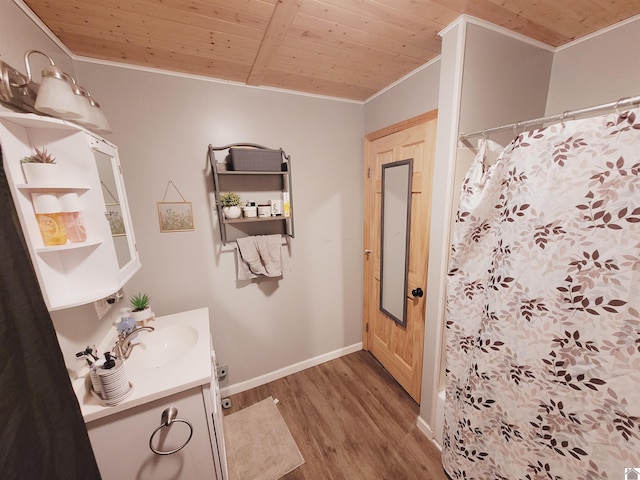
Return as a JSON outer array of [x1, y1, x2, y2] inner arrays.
[[149, 407, 194, 455]]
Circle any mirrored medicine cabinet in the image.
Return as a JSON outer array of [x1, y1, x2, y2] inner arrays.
[[0, 112, 140, 311]]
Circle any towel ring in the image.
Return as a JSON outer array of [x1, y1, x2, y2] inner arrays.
[[149, 407, 193, 455]]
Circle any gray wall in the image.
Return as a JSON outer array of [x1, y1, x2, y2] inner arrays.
[[459, 23, 554, 140], [4, 0, 640, 443], [73, 62, 365, 387], [0, 0, 74, 79], [364, 61, 440, 134], [1, 0, 364, 389], [546, 17, 640, 114]]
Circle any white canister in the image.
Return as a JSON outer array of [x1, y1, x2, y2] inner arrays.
[[257, 205, 271, 217], [270, 199, 282, 216], [58, 192, 87, 243], [243, 206, 257, 218]]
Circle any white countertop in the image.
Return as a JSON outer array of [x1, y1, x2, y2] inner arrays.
[[74, 307, 213, 423]]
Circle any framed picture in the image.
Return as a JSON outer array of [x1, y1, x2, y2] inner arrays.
[[105, 203, 126, 236], [157, 201, 195, 232]]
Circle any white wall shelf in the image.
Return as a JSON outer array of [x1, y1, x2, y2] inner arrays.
[[0, 112, 140, 311]]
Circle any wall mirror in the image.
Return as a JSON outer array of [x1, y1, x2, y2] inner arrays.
[[380, 158, 413, 328], [93, 145, 138, 280]]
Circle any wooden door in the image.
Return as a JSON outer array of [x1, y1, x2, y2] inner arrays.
[[363, 111, 437, 403]]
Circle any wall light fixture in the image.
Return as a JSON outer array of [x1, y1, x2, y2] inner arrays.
[[0, 49, 110, 134]]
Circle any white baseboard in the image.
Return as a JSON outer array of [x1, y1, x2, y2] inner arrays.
[[220, 342, 363, 398], [417, 415, 442, 452]]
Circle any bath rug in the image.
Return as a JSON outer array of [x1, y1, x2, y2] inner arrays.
[[223, 397, 304, 480]]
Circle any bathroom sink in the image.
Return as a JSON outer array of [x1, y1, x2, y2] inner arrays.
[[126, 324, 199, 369]]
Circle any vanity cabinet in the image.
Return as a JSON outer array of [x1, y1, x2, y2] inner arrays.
[[87, 384, 224, 480], [76, 308, 228, 480], [209, 144, 294, 245], [0, 113, 140, 310]]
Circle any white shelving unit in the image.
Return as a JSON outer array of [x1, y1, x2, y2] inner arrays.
[[0, 112, 140, 310]]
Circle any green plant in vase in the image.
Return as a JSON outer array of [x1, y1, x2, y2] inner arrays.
[[21, 147, 57, 164], [21, 147, 59, 184], [129, 292, 152, 324], [218, 192, 243, 219], [129, 292, 150, 312]]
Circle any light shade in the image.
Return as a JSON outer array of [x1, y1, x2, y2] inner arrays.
[[74, 88, 112, 134], [34, 65, 84, 119], [73, 90, 99, 129], [87, 98, 112, 134]]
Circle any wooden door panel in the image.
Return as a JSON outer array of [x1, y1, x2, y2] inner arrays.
[[364, 113, 437, 403]]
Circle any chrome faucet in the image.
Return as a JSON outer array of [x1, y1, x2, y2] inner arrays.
[[113, 326, 155, 360]]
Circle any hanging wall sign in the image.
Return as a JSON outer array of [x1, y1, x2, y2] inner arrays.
[[157, 181, 194, 233]]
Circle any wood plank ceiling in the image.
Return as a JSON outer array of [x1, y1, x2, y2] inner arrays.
[[22, 0, 640, 101]]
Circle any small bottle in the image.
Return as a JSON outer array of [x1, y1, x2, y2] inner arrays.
[[58, 192, 87, 243], [118, 308, 136, 338], [31, 193, 67, 246]]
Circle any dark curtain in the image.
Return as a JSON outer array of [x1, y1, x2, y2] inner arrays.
[[0, 152, 101, 479]]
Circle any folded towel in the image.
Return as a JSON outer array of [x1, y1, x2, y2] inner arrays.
[[236, 235, 283, 280]]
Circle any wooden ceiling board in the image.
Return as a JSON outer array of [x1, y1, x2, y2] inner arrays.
[[289, 13, 433, 63], [21, 0, 640, 101], [261, 66, 377, 99], [269, 49, 396, 91], [27, 1, 266, 48], [300, 0, 445, 50], [247, 0, 302, 85], [62, 33, 254, 83], [275, 42, 412, 84]]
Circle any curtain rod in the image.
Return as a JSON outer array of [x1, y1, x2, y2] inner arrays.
[[459, 95, 640, 141]]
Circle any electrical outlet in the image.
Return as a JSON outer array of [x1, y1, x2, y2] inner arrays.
[[93, 298, 110, 319]]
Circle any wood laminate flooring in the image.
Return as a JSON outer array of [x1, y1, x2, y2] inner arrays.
[[223, 350, 448, 480]]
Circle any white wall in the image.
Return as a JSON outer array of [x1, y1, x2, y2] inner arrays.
[[546, 16, 640, 114], [72, 62, 365, 387]]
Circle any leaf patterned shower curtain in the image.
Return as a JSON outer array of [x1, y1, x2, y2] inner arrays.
[[443, 109, 640, 479]]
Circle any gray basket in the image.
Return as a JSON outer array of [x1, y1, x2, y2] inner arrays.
[[227, 148, 283, 172]]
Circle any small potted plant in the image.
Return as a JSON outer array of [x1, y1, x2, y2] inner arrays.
[[129, 292, 153, 324], [218, 192, 243, 219], [21, 147, 59, 184]]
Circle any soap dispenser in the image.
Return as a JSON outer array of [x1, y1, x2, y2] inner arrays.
[[118, 307, 136, 336]]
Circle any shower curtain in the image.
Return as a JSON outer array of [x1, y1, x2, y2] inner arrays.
[[443, 108, 640, 479], [0, 153, 101, 479]]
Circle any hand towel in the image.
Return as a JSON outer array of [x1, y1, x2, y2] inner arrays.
[[236, 234, 283, 280]]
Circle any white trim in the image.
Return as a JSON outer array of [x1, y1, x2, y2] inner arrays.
[[416, 415, 442, 452], [416, 415, 434, 439], [449, 14, 554, 51], [364, 55, 441, 104], [426, 18, 466, 429], [555, 13, 640, 52], [438, 15, 465, 39], [220, 343, 363, 397]]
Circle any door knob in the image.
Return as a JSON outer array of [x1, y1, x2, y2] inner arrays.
[[411, 287, 424, 298]]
